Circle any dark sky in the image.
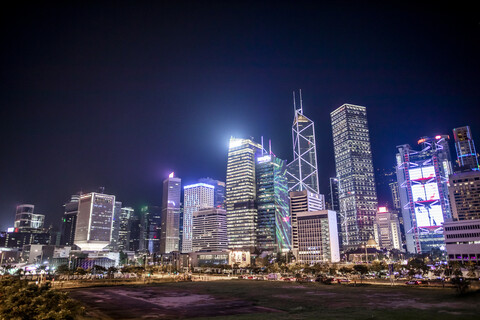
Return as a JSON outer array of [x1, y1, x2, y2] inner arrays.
[[1, 1, 479, 230]]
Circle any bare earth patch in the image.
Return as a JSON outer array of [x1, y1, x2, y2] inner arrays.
[[69, 286, 280, 319]]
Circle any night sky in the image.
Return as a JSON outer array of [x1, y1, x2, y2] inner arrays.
[[1, 1, 479, 230]]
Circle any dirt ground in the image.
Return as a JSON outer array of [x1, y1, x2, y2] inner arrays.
[[68, 280, 480, 319], [68, 285, 279, 319]]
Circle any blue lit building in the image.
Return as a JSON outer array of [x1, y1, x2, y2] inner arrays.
[[256, 154, 292, 253]]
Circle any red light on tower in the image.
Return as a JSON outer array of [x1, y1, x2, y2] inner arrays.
[[417, 138, 426, 144], [435, 135, 441, 140]]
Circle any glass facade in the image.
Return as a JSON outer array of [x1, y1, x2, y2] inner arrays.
[[331, 104, 378, 250], [396, 135, 452, 253], [256, 155, 291, 253], [287, 99, 319, 194], [161, 174, 181, 253], [226, 137, 262, 252]]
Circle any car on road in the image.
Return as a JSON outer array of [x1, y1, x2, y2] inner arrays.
[[405, 280, 423, 285]]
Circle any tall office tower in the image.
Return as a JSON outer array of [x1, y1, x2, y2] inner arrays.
[[373, 207, 402, 251], [142, 205, 162, 254], [182, 183, 215, 253], [396, 135, 453, 254], [331, 104, 378, 250], [109, 201, 122, 251], [198, 177, 226, 208], [389, 182, 401, 210], [328, 177, 343, 251], [328, 177, 340, 211], [449, 171, 480, 220], [192, 208, 228, 252], [14, 204, 45, 231], [74, 192, 115, 251], [128, 212, 143, 252], [160, 172, 181, 253], [289, 190, 325, 255], [256, 153, 291, 253], [453, 126, 479, 171], [226, 137, 262, 252], [296, 210, 340, 263], [118, 207, 134, 251], [286, 91, 319, 194], [60, 195, 79, 246]]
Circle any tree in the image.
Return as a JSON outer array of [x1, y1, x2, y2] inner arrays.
[[406, 258, 429, 278], [465, 261, 477, 279], [0, 277, 84, 319], [56, 264, 71, 275]]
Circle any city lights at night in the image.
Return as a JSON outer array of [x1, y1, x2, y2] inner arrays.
[[1, 1, 480, 319]]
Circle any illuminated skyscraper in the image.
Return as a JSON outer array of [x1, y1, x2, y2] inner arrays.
[[373, 207, 402, 251], [192, 208, 228, 252], [287, 91, 319, 194], [331, 104, 378, 250], [296, 210, 340, 263], [160, 173, 181, 253], [118, 207, 134, 252], [109, 201, 122, 251], [256, 153, 291, 253], [290, 190, 325, 255], [198, 178, 226, 209], [14, 204, 45, 232], [396, 135, 453, 253], [74, 192, 115, 251], [226, 137, 262, 252], [453, 126, 479, 171], [182, 183, 214, 253], [449, 170, 480, 220]]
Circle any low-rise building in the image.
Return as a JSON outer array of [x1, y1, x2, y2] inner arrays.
[[443, 219, 480, 263]]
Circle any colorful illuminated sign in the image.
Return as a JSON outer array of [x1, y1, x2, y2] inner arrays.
[[409, 165, 444, 228]]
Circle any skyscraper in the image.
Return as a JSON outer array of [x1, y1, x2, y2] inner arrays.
[[256, 153, 291, 253], [182, 183, 215, 253], [331, 104, 378, 250], [160, 172, 181, 253], [453, 126, 479, 171], [373, 207, 402, 251], [328, 177, 340, 211], [109, 201, 122, 251], [198, 177, 226, 209], [226, 137, 262, 252], [290, 190, 325, 255], [287, 91, 319, 194], [118, 207, 134, 252], [192, 208, 228, 252], [60, 195, 79, 246], [396, 135, 452, 253], [296, 210, 340, 263], [449, 170, 480, 220], [74, 192, 115, 251], [142, 205, 162, 254], [14, 204, 45, 232]]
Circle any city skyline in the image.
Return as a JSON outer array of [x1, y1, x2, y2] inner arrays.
[[1, 2, 480, 230]]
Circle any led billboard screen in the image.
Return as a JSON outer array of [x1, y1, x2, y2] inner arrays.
[[409, 166, 444, 228]]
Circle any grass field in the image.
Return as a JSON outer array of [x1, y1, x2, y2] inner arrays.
[[69, 280, 480, 319]]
